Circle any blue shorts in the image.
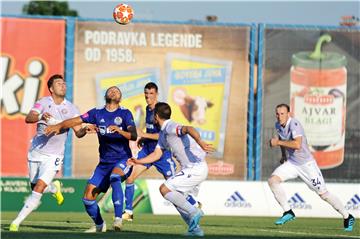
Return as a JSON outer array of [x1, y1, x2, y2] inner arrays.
[[138, 147, 176, 178], [88, 159, 132, 193]]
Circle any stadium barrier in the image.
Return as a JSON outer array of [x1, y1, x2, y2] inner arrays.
[[147, 179, 360, 218], [2, 177, 359, 218]]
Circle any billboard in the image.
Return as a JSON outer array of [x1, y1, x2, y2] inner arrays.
[[1, 17, 66, 176], [73, 21, 251, 179], [259, 27, 360, 181]]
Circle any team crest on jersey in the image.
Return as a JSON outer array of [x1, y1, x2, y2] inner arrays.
[[114, 117, 122, 125], [61, 108, 68, 114]]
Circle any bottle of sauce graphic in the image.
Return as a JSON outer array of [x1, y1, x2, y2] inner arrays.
[[290, 34, 347, 169]]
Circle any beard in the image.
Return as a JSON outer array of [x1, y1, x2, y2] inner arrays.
[[105, 95, 120, 104]]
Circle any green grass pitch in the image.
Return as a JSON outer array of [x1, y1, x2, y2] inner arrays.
[[1, 212, 358, 239]]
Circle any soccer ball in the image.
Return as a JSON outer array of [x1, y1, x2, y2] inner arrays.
[[113, 3, 134, 25]]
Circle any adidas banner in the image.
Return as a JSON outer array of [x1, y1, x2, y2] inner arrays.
[[147, 180, 360, 218]]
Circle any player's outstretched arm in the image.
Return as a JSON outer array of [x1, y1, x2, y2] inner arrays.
[[72, 124, 97, 138], [129, 147, 163, 165], [181, 126, 215, 153], [137, 128, 159, 140], [44, 116, 84, 136]]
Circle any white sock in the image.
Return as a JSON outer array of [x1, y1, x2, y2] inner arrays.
[[12, 191, 42, 225], [43, 182, 57, 194], [320, 192, 349, 218], [269, 182, 291, 212], [124, 209, 133, 215], [164, 191, 197, 217], [175, 205, 191, 225]]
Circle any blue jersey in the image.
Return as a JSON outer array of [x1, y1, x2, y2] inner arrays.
[[80, 106, 135, 163], [143, 105, 160, 152]]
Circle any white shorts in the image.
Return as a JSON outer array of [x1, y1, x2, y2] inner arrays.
[[272, 160, 327, 194], [164, 161, 208, 196], [28, 150, 63, 185]]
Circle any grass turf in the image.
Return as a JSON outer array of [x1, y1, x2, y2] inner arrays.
[[1, 212, 358, 239]]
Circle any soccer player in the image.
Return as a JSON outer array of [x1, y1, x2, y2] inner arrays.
[[9, 74, 88, 232], [128, 102, 214, 236], [268, 103, 355, 231], [44, 86, 137, 232], [122, 82, 177, 221]]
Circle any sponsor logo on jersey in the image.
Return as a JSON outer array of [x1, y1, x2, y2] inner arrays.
[[224, 191, 251, 208], [146, 123, 154, 129], [288, 192, 312, 210], [99, 126, 106, 135]]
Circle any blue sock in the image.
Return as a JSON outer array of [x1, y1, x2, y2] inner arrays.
[[82, 198, 103, 225], [110, 173, 124, 218], [186, 195, 196, 205], [125, 183, 134, 211]]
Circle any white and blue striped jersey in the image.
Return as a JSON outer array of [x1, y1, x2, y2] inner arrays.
[[156, 119, 206, 169], [275, 117, 315, 165]]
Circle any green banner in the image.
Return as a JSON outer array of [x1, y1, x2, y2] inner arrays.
[[99, 179, 152, 214], [1, 177, 152, 213], [1, 177, 86, 212]]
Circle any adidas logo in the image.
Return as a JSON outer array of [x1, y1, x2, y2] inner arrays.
[[345, 194, 360, 211], [288, 193, 312, 210], [224, 191, 251, 208], [100, 119, 105, 123]]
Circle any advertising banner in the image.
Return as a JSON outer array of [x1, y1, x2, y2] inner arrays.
[[147, 179, 360, 218], [260, 27, 360, 181], [1, 17, 65, 176], [1, 178, 86, 212], [98, 179, 152, 214], [166, 54, 231, 158], [73, 21, 251, 179]]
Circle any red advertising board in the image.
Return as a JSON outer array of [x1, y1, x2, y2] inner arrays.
[[1, 17, 65, 176]]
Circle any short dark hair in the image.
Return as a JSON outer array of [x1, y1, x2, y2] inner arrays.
[[154, 102, 171, 120], [47, 74, 64, 92], [144, 82, 158, 92], [276, 103, 290, 112]]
